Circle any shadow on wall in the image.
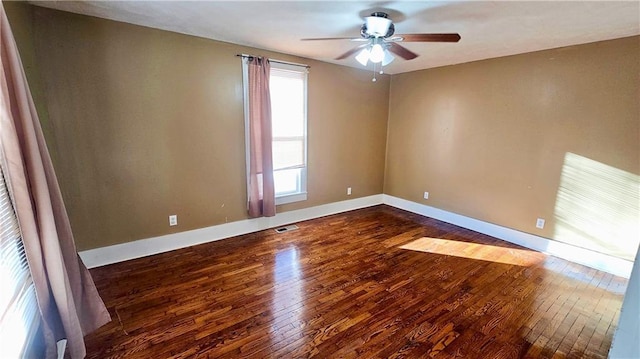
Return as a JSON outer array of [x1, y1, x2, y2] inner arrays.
[[554, 153, 640, 261]]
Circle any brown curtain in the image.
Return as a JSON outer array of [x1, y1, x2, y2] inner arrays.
[[0, 3, 110, 359], [247, 56, 276, 217]]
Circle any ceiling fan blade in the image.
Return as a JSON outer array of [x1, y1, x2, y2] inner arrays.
[[388, 42, 418, 60], [395, 33, 461, 42], [335, 44, 368, 60], [301, 37, 362, 41]]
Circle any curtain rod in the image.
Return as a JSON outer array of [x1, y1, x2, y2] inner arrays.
[[236, 54, 310, 69]]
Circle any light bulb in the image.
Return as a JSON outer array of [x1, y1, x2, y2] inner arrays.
[[382, 51, 395, 66], [355, 48, 370, 66], [369, 44, 385, 63]]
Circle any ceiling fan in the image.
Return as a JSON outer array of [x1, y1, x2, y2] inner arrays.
[[302, 12, 460, 69]]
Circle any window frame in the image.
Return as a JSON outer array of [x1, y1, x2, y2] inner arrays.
[[269, 62, 308, 205]]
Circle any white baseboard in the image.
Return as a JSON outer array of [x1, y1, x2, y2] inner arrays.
[[80, 193, 632, 278], [382, 194, 633, 278], [79, 194, 384, 268]]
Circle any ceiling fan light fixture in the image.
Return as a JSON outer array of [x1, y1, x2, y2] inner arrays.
[[369, 44, 385, 63], [355, 48, 370, 66]]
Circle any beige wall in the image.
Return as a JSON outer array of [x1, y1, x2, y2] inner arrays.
[[7, 3, 639, 257], [6, 6, 389, 250], [386, 36, 639, 259], [3, 1, 55, 163]]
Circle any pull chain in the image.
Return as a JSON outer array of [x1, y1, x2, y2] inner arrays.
[[372, 62, 377, 82], [371, 62, 386, 82]]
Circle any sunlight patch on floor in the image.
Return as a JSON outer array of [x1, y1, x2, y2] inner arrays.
[[400, 237, 545, 266]]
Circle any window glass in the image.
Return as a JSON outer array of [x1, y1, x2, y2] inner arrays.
[[270, 64, 308, 203]]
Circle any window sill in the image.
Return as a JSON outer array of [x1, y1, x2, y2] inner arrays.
[[275, 192, 307, 205]]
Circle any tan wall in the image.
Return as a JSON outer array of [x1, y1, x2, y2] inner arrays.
[[7, 4, 638, 257], [386, 36, 639, 258], [8, 6, 389, 250], [3, 1, 56, 163]]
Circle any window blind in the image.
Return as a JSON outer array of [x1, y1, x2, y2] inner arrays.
[[0, 163, 40, 358]]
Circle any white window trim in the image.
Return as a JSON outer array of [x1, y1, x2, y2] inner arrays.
[[270, 61, 308, 203], [242, 58, 309, 206], [275, 191, 307, 205]]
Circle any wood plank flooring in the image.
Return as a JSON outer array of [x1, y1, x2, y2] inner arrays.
[[84, 205, 627, 358]]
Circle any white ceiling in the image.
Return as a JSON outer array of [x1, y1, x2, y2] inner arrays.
[[29, 1, 640, 74]]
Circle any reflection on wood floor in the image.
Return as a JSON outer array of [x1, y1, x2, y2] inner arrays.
[[85, 205, 627, 358]]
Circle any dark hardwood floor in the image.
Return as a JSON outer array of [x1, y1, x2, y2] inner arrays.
[[85, 205, 627, 358]]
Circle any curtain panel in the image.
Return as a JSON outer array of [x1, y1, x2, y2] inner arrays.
[[0, 3, 110, 358], [246, 57, 276, 218]]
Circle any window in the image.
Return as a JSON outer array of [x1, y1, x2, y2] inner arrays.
[[269, 63, 308, 204], [0, 163, 40, 358], [242, 59, 308, 206]]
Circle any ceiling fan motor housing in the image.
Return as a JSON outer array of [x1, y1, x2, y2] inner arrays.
[[361, 12, 395, 38]]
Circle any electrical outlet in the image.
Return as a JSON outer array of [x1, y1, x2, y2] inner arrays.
[[169, 215, 177, 226], [423, 191, 429, 200], [347, 187, 352, 195], [536, 218, 545, 229]]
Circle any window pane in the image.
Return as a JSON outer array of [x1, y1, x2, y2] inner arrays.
[[272, 139, 304, 170], [270, 71, 304, 137], [269, 64, 306, 199], [274, 168, 301, 195]]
